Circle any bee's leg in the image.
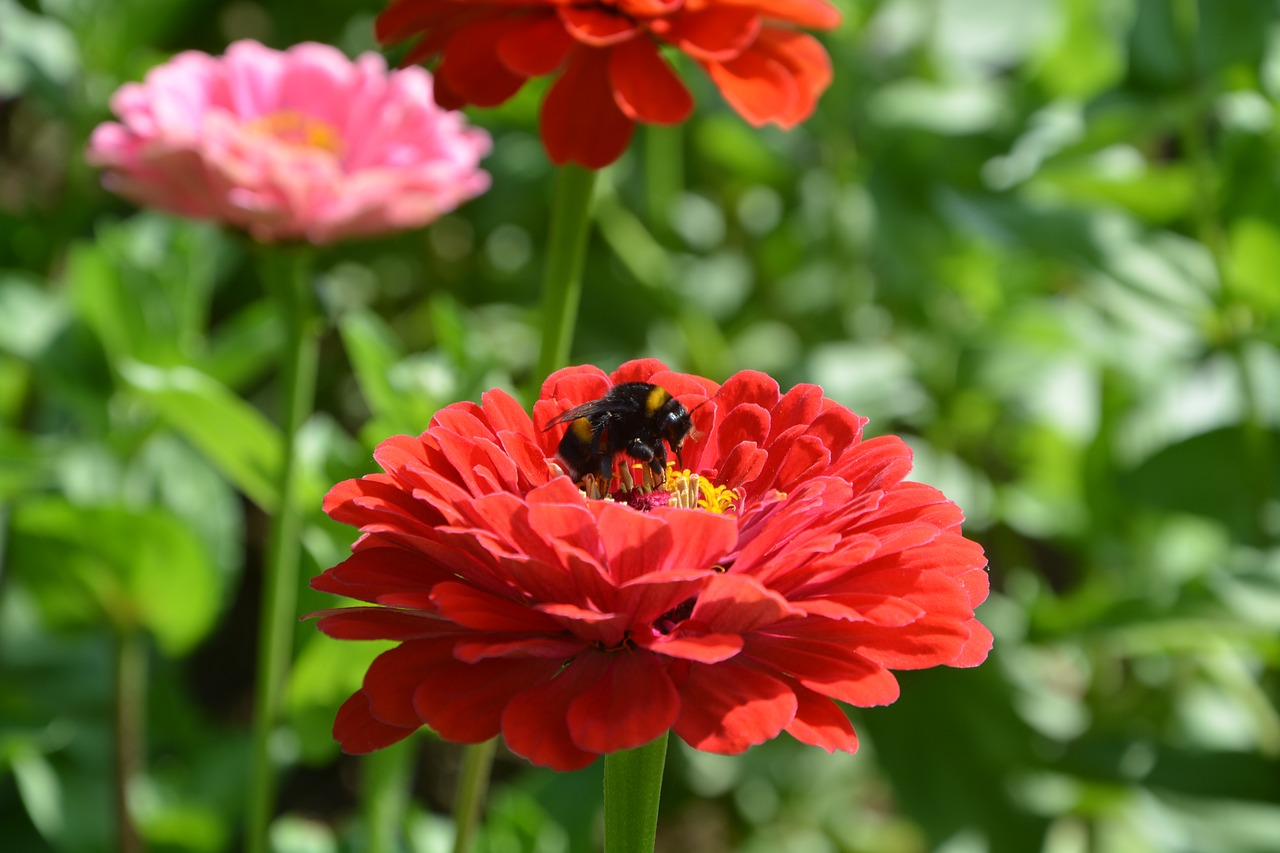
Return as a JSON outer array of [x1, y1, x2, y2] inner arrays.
[[647, 444, 668, 481]]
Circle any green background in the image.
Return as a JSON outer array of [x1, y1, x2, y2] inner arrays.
[[2, 0, 1279, 851]]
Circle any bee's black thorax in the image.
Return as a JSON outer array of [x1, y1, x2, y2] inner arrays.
[[545, 382, 694, 485]]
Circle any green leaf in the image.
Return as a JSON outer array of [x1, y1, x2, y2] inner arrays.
[[120, 360, 281, 511], [9, 498, 221, 655], [0, 273, 66, 361], [1227, 218, 1280, 318], [1120, 426, 1280, 540]]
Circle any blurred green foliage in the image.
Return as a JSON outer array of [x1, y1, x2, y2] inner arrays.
[[3, 0, 1280, 851]]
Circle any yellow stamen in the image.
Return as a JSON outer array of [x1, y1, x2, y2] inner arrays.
[[662, 463, 738, 513]]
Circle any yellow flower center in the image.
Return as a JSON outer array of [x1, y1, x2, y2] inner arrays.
[[247, 110, 343, 155], [661, 464, 739, 513], [575, 461, 739, 513]]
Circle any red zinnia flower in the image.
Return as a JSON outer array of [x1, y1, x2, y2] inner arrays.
[[313, 360, 992, 770], [377, 0, 842, 168]]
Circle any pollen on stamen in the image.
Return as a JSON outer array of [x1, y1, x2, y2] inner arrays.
[[569, 462, 738, 513], [662, 463, 739, 513]]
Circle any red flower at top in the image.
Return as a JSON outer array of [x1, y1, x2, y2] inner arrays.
[[313, 361, 992, 770], [377, 0, 842, 167]]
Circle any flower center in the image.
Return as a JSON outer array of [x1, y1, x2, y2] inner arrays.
[[577, 462, 739, 514], [246, 110, 343, 155]]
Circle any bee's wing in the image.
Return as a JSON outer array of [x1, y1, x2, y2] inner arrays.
[[543, 400, 611, 430]]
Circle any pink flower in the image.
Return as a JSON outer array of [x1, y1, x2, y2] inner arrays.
[[313, 360, 992, 770], [86, 40, 491, 244]]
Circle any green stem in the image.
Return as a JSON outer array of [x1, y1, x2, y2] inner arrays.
[[1176, 1, 1274, 546], [361, 738, 416, 853], [644, 125, 682, 235], [533, 164, 600, 393], [114, 629, 146, 853], [603, 734, 669, 853], [246, 248, 321, 853], [452, 739, 498, 853]]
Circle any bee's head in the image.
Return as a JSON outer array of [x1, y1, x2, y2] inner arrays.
[[659, 401, 694, 466]]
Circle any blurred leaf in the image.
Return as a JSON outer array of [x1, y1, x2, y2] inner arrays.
[[1032, 154, 1198, 225], [1227, 217, 1280, 319], [1056, 735, 1280, 803], [0, 274, 67, 361], [198, 299, 282, 391], [694, 116, 788, 183], [1120, 426, 1280, 540], [856, 664, 1049, 853], [10, 498, 220, 654], [0, 0, 79, 96], [1195, 0, 1271, 77], [1035, 0, 1128, 97], [66, 215, 228, 366], [120, 360, 281, 511], [287, 633, 389, 764], [0, 430, 54, 500], [7, 746, 64, 845], [339, 308, 436, 437], [869, 80, 1011, 135], [130, 433, 245, 583]]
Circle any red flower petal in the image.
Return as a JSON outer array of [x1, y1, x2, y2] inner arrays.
[[541, 48, 635, 168], [566, 652, 679, 753], [502, 653, 611, 770], [784, 681, 859, 753], [412, 646, 564, 743], [436, 19, 530, 108], [362, 642, 448, 728], [496, 13, 574, 76], [313, 607, 449, 641], [430, 581, 563, 632], [949, 619, 994, 668], [638, 631, 744, 663], [608, 37, 694, 125], [310, 545, 455, 604], [703, 48, 798, 128], [558, 6, 640, 47], [674, 663, 797, 753], [660, 6, 761, 62], [593, 502, 736, 584], [454, 636, 587, 662], [718, 0, 842, 29], [691, 572, 804, 633], [747, 633, 901, 707], [334, 690, 418, 754], [749, 28, 833, 127]]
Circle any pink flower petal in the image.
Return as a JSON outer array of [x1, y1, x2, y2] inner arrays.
[[86, 39, 489, 244]]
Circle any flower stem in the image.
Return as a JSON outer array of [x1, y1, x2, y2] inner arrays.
[[246, 247, 321, 853], [114, 628, 146, 853], [603, 733, 669, 853], [361, 738, 416, 853], [452, 739, 498, 853], [533, 164, 599, 393], [644, 125, 682, 235]]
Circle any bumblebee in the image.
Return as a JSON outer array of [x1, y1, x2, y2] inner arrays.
[[545, 382, 694, 484]]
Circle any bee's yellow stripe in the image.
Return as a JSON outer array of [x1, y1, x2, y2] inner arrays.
[[645, 385, 671, 415]]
